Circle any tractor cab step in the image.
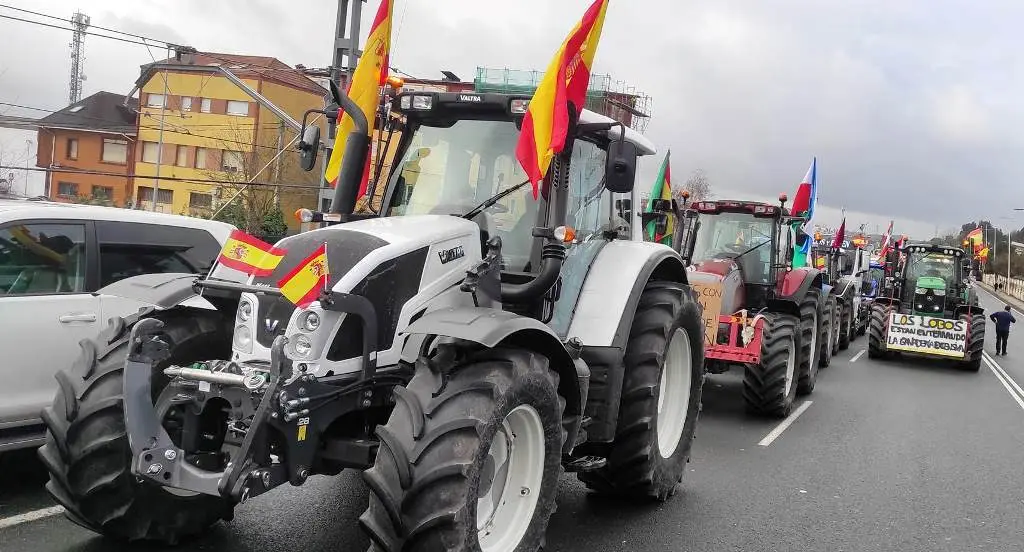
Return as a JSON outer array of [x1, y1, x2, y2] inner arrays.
[[563, 455, 607, 472]]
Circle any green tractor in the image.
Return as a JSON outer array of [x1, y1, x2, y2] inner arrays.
[[867, 242, 984, 371]]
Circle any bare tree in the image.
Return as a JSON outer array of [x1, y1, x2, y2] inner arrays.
[[203, 121, 320, 236], [678, 168, 712, 202]]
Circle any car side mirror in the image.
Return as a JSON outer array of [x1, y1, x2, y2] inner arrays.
[[297, 124, 321, 172], [605, 139, 638, 193]]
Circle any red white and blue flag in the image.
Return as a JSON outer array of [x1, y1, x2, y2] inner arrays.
[[792, 157, 817, 223]]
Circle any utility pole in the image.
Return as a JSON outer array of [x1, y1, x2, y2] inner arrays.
[[320, 0, 365, 208], [151, 65, 169, 211], [68, 11, 90, 104]]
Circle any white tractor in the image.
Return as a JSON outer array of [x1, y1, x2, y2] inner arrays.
[[39, 86, 707, 551]]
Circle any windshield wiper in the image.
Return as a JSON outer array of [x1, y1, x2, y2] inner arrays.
[[731, 239, 769, 262], [462, 179, 531, 220]]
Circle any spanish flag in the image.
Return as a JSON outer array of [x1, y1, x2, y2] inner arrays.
[[515, 0, 609, 198], [323, 0, 393, 197], [216, 230, 286, 277], [278, 244, 330, 308]]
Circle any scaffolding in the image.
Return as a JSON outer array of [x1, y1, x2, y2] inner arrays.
[[474, 67, 652, 133]]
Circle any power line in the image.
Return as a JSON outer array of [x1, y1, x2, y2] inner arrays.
[[0, 3, 175, 45], [0, 164, 323, 192], [0, 13, 162, 48]]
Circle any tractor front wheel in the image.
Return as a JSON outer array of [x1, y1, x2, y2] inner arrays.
[[820, 296, 836, 368], [867, 303, 890, 359], [743, 312, 801, 418], [38, 310, 234, 544], [960, 313, 985, 372], [360, 346, 564, 552], [838, 302, 852, 351]]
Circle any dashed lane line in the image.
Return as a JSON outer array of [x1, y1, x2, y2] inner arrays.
[[983, 352, 1024, 411], [850, 349, 866, 363], [758, 400, 813, 447], [0, 506, 64, 531]]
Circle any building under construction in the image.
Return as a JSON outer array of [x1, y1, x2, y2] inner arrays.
[[472, 67, 653, 133]]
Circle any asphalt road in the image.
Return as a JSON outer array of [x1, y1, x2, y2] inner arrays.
[[3, 287, 1024, 551]]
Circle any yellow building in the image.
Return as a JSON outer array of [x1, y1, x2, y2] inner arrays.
[[133, 53, 326, 234]]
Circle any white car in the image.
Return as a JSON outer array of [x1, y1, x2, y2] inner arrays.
[[0, 199, 234, 452]]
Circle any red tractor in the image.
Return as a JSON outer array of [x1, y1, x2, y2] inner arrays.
[[678, 195, 827, 417]]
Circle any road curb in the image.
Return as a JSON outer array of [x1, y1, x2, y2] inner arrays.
[[977, 281, 1024, 313]]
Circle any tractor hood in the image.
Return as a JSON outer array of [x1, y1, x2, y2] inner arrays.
[[914, 276, 946, 290], [241, 215, 483, 367], [688, 259, 746, 316]]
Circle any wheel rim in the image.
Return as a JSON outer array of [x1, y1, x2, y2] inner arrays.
[[783, 335, 797, 397], [657, 329, 693, 459], [477, 404, 546, 551]]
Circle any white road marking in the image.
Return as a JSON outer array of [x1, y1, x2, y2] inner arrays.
[[850, 349, 866, 363], [0, 506, 64, 530], [758, 400, 813, 447], [983, 352, 1024, 411]]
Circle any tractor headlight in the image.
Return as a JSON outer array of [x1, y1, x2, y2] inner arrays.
[[933, 304, 941, 311], [293, 334, 313, 359], [299, 310, 321, 332], [933, 289, 946, 296], [915, 287, 928, 295], [233, 325, 253, 353], [237, 299, 253, 321], [411, 95, 433, 110]]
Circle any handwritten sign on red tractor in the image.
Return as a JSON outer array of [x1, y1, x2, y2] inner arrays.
[[690, 281, 724, 347]]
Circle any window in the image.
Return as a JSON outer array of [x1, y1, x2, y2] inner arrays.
[[66, 138, 78, 160], [141, 142, 160, 163], [566, 140, 611, 238], [194, 147, 208, 169], [175, 145, 189, 167], [200, 98, 212, 113], [92, 186, 113, 201], [96, 221, 222, 287], [146, 93, 166, 108], [101, 138, 128, 164], [0, 223, 87, 295], [137, 186, 173, 205], [226, 100, 249, 116], [57, 182, 78, 198], [181, 97, 192, 111], [221, 150, 244, 173], [189, 192, 212, 209]]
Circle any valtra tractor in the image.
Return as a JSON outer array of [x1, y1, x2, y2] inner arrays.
[[812, 235, 870, 353], [867, 242, 984, 371], [39, 81, 707, 551], [808, 243, 841, 364], [678, 196, 827, 417]]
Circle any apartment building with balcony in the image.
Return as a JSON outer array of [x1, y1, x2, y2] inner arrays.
[[133, 53, 326, 232]]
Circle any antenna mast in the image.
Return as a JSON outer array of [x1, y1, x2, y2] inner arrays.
[[68, 10, 90, 104]]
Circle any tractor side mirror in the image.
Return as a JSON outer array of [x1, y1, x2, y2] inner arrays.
[[605, 140, 638, 193], [298, 124, 321, 172]]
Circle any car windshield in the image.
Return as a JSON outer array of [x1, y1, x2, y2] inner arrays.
[[906, 251, 956, 282], [691, 211, 774, 263]]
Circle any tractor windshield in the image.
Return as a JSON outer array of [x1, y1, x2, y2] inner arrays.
[[691, 212, 774, 269], [905, 251, 956, 283], [385, 119, 534, 223]]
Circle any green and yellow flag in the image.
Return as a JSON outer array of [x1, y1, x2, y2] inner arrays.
[[645, 151, 673, 244]]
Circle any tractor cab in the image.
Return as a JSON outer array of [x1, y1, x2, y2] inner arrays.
[[688, 199, 794, 312], [894, 243, 970, 317]]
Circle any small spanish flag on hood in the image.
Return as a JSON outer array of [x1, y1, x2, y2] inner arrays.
[[278, 243, 330, 308], [216, 230, 286, 277]]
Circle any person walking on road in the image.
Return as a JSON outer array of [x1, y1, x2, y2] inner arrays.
[[990, 305, 1016, 356]]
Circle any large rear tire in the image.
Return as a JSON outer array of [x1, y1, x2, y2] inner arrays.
[[797, 288, 823, 395], [579, 282, 704, 500], [360, 346, 565, 552], [743, 312, 800, 418], [960, 313, 985, 372], [867, 303, 890, 359], [38, 310, 233, 544], [837, 301, 852, 351]]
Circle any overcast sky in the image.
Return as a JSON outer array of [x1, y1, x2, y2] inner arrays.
[[2, 0, 1021, 238]]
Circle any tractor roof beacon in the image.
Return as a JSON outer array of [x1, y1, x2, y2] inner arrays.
[[867, 242, 985, 371], [678, 197, 827, 417], [40, 85, 706, 551]]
